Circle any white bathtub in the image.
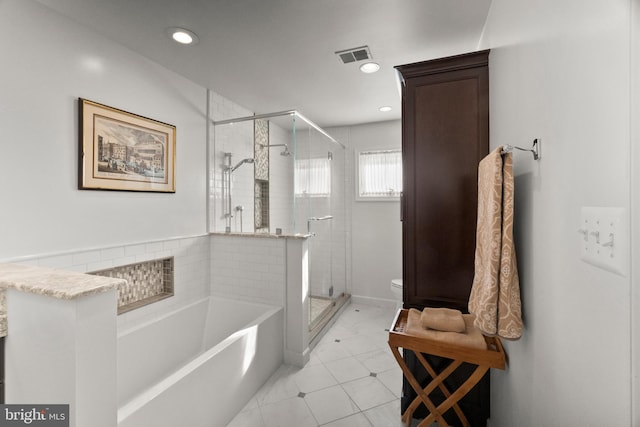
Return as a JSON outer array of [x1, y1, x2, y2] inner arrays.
[[117, 297, 284, 427]]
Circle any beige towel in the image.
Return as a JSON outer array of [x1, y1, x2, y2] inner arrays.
[[406, 309, 486, 350], [420, 307, 466, 333], [468, 146, 523, 339]]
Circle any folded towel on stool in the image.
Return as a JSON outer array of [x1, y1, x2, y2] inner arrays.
[[421, 307, 466, 333], [407, 309, 487, 350]]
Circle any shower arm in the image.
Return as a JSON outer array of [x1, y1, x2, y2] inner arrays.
[[229, 158, 254, 172], [259, 143, 290, 156]]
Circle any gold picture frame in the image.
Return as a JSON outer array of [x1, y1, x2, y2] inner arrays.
[[79, 98, 176, 192]]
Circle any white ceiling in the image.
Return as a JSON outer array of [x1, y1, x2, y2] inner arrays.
[[36, 0, 492, 128]]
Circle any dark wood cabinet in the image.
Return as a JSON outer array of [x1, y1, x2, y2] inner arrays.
[[396, 50, 491, 426], [397, 50, 490, 312]]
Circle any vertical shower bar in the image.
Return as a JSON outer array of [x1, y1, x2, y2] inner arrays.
[[224, 152, 233, 231]]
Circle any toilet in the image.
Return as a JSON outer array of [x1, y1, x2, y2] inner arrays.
[[390, 279, 403, 309]]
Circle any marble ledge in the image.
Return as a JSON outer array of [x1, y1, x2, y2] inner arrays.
[[209, 232, 311, 240], [0, 262, 125, 300]]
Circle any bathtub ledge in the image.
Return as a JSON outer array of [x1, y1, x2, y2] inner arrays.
[[209, 232, 311, 239], [0, 262, 125, 300]]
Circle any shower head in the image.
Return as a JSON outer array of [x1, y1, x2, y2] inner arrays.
[[230, 158, 254, 172]]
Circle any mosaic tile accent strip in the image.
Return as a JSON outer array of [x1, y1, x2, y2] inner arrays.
[[254, 118, 270, 232], [255, 181, 263, 229], [255, 179, 269, 232], [90, 257, 174, 314], [254, 119, 269, 181]]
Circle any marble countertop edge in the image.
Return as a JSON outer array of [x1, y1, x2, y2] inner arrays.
[[0, 262, 125, 300]]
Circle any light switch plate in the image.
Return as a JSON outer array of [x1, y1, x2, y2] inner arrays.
[[579, 207, 627, 276]]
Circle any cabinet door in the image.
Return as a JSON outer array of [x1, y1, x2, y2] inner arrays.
[[398, 51, 489, 311]]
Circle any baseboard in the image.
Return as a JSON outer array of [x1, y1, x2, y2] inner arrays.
[[350, 295, 399, 309], [284, 347, 310, 368]]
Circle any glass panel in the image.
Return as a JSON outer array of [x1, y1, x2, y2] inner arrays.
[[305, 129, 334, 329], [265, 115, 294, 234]]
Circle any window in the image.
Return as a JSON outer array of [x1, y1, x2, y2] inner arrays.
[[357, 149, 402, 200], [295, 157, 331, 197]]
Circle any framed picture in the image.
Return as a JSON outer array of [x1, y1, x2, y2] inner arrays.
[[79, 98, 176, 192]]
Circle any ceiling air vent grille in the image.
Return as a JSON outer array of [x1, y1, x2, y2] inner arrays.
[[335, 46, 372, 64]]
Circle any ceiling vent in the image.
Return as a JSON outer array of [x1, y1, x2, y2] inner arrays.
[[335, 46, 372, 64]]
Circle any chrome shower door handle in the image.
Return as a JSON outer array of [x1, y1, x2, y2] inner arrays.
[[307, 215, 333, 233]]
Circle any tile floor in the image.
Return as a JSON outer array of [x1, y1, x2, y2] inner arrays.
[[227, 303, 425, 427]]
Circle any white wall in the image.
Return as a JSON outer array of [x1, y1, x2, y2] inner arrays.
[[0, 0, 208, 259], [479, 1, 632, 425], [338, 121, 403, 303]]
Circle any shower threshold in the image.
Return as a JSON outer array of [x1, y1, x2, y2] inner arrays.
[[309, 293, 350, 344]]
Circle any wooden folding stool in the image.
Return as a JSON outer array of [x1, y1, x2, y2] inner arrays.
[[388, 309, 506, 427]]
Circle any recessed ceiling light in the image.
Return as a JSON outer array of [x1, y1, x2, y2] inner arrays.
[[379, 106, 392, 112], [359, 62, 380, 73], [167, 27, 199, 45]]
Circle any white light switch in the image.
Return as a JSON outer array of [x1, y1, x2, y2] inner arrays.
[[579, 207, 627, 276]]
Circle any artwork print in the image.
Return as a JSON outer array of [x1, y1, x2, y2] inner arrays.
[[79, 99, 176, 192]]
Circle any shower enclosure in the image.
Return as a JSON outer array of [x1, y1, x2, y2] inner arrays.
[[211, 111, 348, 340]]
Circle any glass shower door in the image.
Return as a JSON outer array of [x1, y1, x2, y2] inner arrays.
[[307, 211, 334, 331], [293, 122, 336, 333]]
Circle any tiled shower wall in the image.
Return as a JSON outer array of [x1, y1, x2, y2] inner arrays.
[[209, 91, 254, 233], [268, 123, 294, 234], [209, 91, 295, 235]]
